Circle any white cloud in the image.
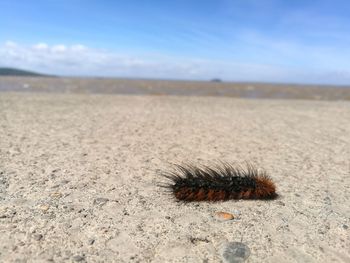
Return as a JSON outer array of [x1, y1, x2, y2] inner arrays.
[[51, 44, 67, 53], [0, 42, 151, 76], [33, 43, 49, 50], [0, 41, 350, 84], [71, 44, 87, 52], [4, 41, 18, 48]]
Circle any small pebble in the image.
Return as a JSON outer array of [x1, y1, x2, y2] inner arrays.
[[61, 180, 70, 185], [39, 204, 50, 212], [33, 234, 43, 241], [189, 237, 210, 244], [221, 242, 250, 263], [216, 212, 235, 221], [277, 201, 286, 206], [50, 192, 62, 198], [88, 239, 95, 245], [72, 255, 85, 262], [93, 198, 109, 206], [233, 210, 241, 215]]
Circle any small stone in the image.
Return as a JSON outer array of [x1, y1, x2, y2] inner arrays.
[[39, 204, 50, 212], [88, 239, 95, 245], [342, 224, 348, 229], [216, 212, 235, 221], [0, 209, 8, 219], [324, 196, 331, 202], [93, 198, 109, 206], [221, 242, 250, 263], [72, 255, 85, 262], [61, 180, 69, 185], [189, 237, 210, 244], [33, 234, 43, 241], [277, 201, 285, 206], [233, 210, 241, 215], [50, 192, 62, 198]]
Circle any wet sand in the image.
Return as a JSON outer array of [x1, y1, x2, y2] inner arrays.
[[1, 76, 350, 100]]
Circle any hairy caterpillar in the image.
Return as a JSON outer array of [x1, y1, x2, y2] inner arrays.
[[160, 162, 277, 201]]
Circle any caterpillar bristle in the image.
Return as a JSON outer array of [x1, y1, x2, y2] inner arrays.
[[159, 162, 277, 202]]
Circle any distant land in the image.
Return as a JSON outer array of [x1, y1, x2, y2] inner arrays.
[[0, 67, 49, 77]]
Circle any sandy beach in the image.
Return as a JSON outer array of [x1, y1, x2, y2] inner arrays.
[[0, 92, 349, 262]]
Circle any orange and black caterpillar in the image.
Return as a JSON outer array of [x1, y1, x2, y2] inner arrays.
[[160, 162, 277, 201]]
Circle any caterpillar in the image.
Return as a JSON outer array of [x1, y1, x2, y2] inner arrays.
[[159, 162, 277, 201]]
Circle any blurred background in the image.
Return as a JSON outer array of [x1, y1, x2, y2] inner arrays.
[[1, 0, 350, 99]]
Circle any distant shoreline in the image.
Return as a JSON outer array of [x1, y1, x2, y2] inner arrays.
[[1, 76, 350, 101]]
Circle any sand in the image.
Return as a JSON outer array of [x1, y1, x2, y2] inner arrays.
[[0, 92, 349, 262]]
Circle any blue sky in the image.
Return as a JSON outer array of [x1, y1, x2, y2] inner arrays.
[[1, 0, 350, 84]]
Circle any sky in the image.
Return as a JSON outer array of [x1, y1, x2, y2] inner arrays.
[[1, 0, 350, 84]]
